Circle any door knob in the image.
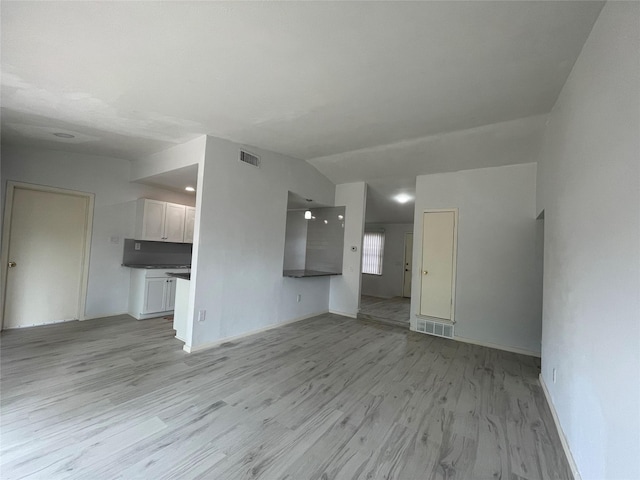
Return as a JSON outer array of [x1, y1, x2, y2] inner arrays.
[[8, 261, 16, 268], [423, 270, 428, 275]]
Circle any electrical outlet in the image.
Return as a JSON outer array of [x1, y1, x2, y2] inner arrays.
[[198, 310, 206, 322], [134, 242, 141, 251], [296, 294, 302, 303], [552, 368, 557, 383]]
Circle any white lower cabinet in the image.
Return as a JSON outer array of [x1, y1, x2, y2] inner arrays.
[[144, 277, 172, 314], [128, 268, 189, 320], [165, 277, 177, 311]]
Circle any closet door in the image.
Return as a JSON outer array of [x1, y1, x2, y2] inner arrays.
[[420, 210, 457, 320]]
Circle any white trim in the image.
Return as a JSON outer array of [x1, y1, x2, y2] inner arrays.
[[329, 309, 357, 319], [183, 310, 329, 353], [81, 312, 130, 321], [402, 232, 413, 298], [1, 181, 95, 330], [1, 318, 78, 329], [539, 373, 582, 480], [419, 208, 458, 322], [453, 334, 541, 358]]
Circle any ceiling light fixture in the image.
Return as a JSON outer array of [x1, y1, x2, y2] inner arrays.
[[338, 214, 344, 220], [53, 132, 75, 138], [394, 193, 413, 204], [185, 186, 196, 192], [324, 220, 328, 224], [304, 210, 312, 220]]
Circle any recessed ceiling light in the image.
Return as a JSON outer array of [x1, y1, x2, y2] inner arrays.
[[185, 186, 196, 192], [53, 132, 75, 138], [324, 220, 328, 224], [394, 193, 413, 204], [338, 214, 344, 220]]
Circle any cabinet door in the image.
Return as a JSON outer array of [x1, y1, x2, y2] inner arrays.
[[144, 278, 168, 313], [165, 278, 176, 311], [141, 200, 167, 241], [184, 207, 196, 243], [164, 203, 186, 243]]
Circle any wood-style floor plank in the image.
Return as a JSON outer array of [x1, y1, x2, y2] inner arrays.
[[0, 313, 572, 479]]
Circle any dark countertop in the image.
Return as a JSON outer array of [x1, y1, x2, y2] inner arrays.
[[123, 264, 191, 269], [166, 272, 191, 280], [283, 269, 342, 278]]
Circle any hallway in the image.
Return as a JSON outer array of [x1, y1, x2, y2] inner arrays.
[[359, 295, 410, 328]]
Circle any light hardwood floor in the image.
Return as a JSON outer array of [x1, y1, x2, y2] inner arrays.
[[359, 295, 411, 328], [0, 314, 571, 479]]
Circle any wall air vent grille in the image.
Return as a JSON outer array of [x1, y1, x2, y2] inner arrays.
[[239, 150, 260, 168], [415, 318, 454, 339]]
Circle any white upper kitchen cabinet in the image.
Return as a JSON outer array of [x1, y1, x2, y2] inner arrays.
[[184, 207, 196, 243], [164, 203, 186, 242], [139, 199, 166, 241], [136, 198, 187, 242]]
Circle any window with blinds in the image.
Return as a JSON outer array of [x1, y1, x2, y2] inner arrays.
[[362, 232, 385, 275]]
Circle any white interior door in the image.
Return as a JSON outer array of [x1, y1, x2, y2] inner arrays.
[[164, 203, 186, 243], [420, 211, 457, 320], [403, 233, 413, 297], [3, 186, 90, 328]]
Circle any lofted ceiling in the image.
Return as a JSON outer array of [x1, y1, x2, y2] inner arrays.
[[1, 1, 604, 223]]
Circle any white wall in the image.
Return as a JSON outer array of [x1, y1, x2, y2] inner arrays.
[[535, 3, 640, 479], [329, 182, 367, 317], [1, 145, 195, 319], [130, 136, 206, 181], [186, 135, 336, 349], [361, 223, 413, 298], [411, 163, 541, 355]]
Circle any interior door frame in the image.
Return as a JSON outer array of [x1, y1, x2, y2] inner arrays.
[[0, 181, 95, 330], [402, 232, 413, 298], [419, 208, 459, 323]]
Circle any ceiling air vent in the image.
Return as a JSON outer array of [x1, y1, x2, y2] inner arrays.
[[239, 150, 260, 168]]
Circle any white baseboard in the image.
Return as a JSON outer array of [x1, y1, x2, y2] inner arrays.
[[183, 310, 329, 354], [3, 312, 132, 330], [2, 317, 77, 329], [453, 335, 541, 358], [329, 309, 357, 319], [539, 373, 582, 480], [80, 312, 129, 321]]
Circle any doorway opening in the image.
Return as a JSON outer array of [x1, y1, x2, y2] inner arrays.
[[358, 180, 415, 328]]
